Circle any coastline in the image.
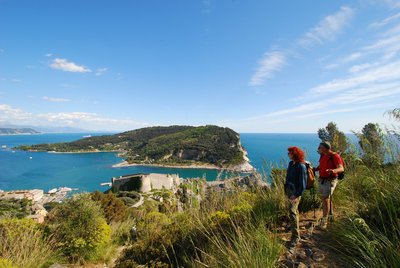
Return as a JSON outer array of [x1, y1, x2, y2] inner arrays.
[[0, 133, 41, 136], [47, 150, 121, 154], [112, 160, 254, 172]]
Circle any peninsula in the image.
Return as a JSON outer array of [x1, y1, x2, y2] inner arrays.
[[16, 125, 254, 172], [0, 128, 40, 135]]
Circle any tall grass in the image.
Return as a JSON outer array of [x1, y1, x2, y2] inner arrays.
[[192, 221, 283, 268], [328, 134, 400, 267], [0, 218, 57, 268]]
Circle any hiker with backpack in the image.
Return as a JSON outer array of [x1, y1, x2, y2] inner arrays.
[[315, 141, 344, 229], [285, 146, 308, 248]]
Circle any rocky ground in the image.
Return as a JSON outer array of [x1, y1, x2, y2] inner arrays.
[[278, 210, 344, 268]]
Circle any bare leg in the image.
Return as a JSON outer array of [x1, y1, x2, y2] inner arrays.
[[322, 197, 330, 217]]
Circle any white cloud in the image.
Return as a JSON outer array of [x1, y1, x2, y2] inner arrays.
[[95, 67, 108, 76], [0, 103, 148, 131], [42, 96, 71, 102], [37, 112, 147, 130], [0, 104, 32, 121], [363, 32, 400, 59], [248, 102, 325, 120], [379, 0, 400, 9], [341, 52, 362, 63], [348, 62, 377, 73], [50, 58, 91, 73], [45, 53, 53, 57], [249, 50, 286, 86], [298, 6, 354, 48], [312, 60, 400, 94], [11, 79, 21, 83], [369, 12, 400, 28], [240, 4, 400, 131], [324, 52, 362, 69], [0, 48, 4, 53], [294, 102, 392, 119], [247, 81, 400, 121], [248, 6, 354, 88]]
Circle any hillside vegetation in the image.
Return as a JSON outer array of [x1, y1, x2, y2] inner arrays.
[[2, 109, 400, 267], [16, 125, 248, 168]]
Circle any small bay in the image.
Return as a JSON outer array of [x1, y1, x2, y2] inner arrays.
[[0, 133, 322, 192]]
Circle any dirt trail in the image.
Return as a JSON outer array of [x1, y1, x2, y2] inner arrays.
[[277, 210, 344, 268]]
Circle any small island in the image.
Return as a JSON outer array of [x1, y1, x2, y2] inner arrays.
[[16, 125, 254, 172], [0, 128, 40, 135]]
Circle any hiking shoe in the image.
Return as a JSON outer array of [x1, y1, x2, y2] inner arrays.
[[316, 218, 328, 230]]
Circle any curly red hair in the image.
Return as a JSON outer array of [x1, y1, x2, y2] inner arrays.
[[288, 146, 305, 163]]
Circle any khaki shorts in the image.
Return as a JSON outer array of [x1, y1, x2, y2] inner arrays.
[[318, 178, 338, 198]]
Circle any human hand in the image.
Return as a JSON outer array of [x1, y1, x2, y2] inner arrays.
[[326, 169, 334, 175]]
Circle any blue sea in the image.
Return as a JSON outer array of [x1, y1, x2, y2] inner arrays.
[[0, 133, 322, 192]]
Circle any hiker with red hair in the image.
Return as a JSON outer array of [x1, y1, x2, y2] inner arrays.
[[285, 146, 307, 249]]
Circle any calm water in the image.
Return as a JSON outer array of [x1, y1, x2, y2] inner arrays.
[[0, 133, 322, 192]]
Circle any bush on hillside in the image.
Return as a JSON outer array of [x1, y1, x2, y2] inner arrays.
[[91, 191, 127, 223], [46, 194, 111, 263], [0, 198, 31, 219]]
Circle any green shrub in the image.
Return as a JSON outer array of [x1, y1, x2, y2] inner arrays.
[[0, 198, 31, 219], [208, 211, 231, 228], [46, 194, 111, 263], [43, 201, 60, 212], [91, 191, 127, 223]]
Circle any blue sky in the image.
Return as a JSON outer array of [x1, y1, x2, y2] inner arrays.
[[1, 0, 400, 132]]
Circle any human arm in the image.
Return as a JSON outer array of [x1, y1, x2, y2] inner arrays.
[[326, 164, 344, 174], [326, 154, 344, 175]]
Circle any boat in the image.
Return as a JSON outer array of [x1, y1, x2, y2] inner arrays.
[[48, 188, 57, 194], [58, 187, 72, 192], [1, 145, 6, 149], [29, 156, 33, 159]]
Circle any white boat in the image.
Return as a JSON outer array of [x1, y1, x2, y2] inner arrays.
[[48, 188, 57, 194], [58, 187, 72, 192], [29, 156, 33, 159], [1, 145, 6, 148]]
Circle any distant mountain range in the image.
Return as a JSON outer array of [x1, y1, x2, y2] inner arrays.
[[0, 128, 40, 135], [0, 121, 92, 133]]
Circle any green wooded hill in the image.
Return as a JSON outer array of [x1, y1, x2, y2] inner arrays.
[[16, 125, 248, 167]]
